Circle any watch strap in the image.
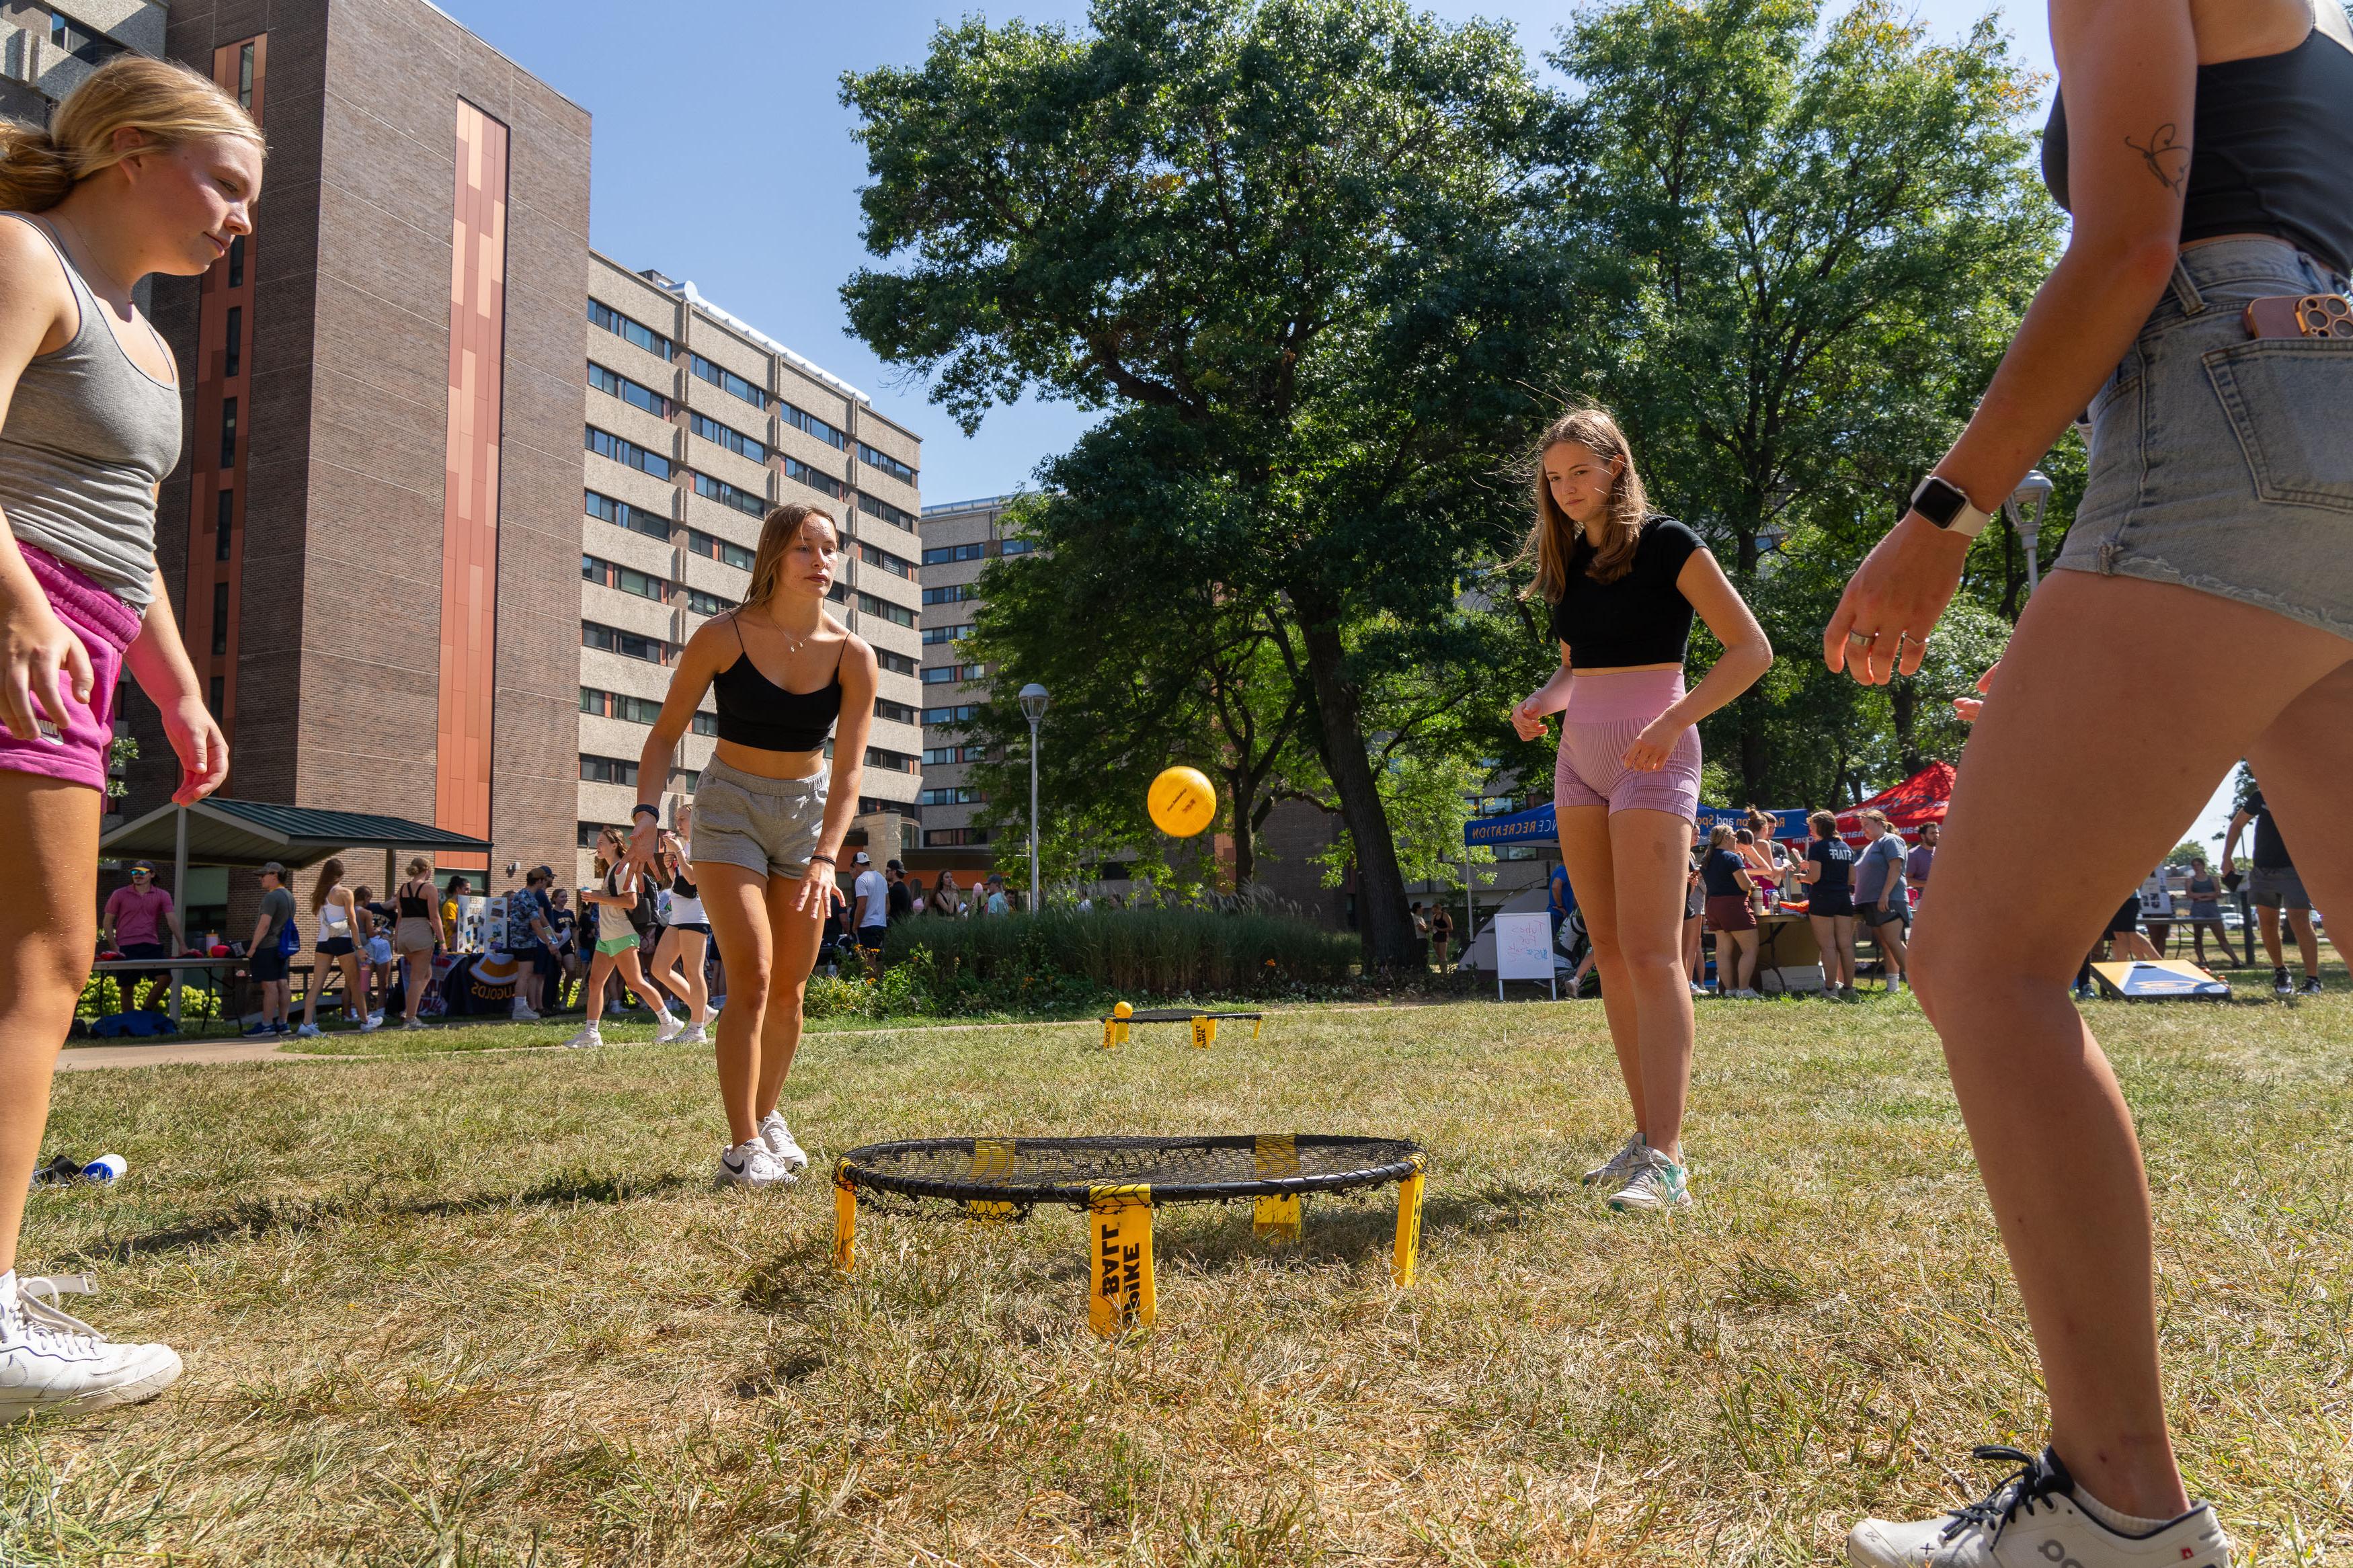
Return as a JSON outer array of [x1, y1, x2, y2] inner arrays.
[[1910, 474, 1993, 539]]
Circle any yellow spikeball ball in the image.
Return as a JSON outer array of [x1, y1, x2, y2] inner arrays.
[[1148, 766, 1218, 837], [1113, 1001, 1133, 1019]]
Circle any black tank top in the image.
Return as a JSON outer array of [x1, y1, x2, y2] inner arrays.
[[713, 616, 846, 751], [2042, 16, 2353, 273], [397, 883, 431, 918]]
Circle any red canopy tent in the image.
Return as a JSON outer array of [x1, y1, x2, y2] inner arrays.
[[1836, 761, 1956, 840]]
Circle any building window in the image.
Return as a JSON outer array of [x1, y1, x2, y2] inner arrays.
[[214, 489, 233, 561], [925, 827, 990, 848], [920, 786, 982, 806], [874, 647, 917, 677], [582, 555, 667, 603], [999, 537, 1038, 556], [686, 588, 734, 617], [227, 234, 245, 288], [237, 42, 254, 109], [924, 542, 986, 566], [588, 362, 672, 419], [219, 397, 237, 466], [783, 455, 844, 501], [208, 674, 225, 714], [691, 710, 719, 736], [586, 425, 671, 480], [924, 744, 986, 766], [689, 411, 767, 464], [922, 583, 973, 606], [875, 697, 920, 725], [50, 11, 124, 66], [691, 470, 765, 518], [586, 489, 672, 541], [923, 703, 980, 727], [223, 306, 241, 378], [577, 821, 615, 849], [688, 354, 767, 411], [582, 621, 668, 663], [783, 401, 846, 449], [859, 542, 914, 579], [579, 687, 606, 715], [859, 491, 914, 530], [920, 665, 961, 686], [684, 528, 754, 571], [579, 754, 639, 786], [671, 768, 701, 793], [865, 747, 916, 773], [210, 581, 228, 655], [588, 299, 674, 360], [858, 442, 916, 484], [857, 591, 915, 628], [922, 623, 974, 646]]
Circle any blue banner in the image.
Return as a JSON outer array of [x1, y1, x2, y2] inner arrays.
[[1464, 801, 1810, 848]]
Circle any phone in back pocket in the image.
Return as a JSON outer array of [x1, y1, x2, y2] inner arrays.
[[2243, 293, 2353, 339]]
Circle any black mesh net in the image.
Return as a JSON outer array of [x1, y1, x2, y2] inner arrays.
[[835, 1134, 1421, 1215], [1103, 1009, 1265, 1024]]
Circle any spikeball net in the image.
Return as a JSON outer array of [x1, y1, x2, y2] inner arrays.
[[831, 1134, 1427, 1335], [1098, 1008, 1264, 1050]]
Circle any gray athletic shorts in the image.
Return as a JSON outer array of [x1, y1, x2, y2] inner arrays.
[[2249, 864, 2311, 912], [692, 759, 827, 880]]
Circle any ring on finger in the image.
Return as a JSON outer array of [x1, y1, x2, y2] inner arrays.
[[1846, 630, 1877, 648]]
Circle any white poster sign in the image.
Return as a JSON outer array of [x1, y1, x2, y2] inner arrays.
[[1494, 911, 1558, 1000]]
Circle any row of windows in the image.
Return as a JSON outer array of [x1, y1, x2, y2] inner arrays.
[[1001, 538, 1039, 556], [859, 492, 914, 530], [923, 583, 974, 606], [925, 703, 980, 727], [785, 401, 846, 450], [590, 362, 672, 419], [582, 554, 666, 604], [859, 442, 916, 485], [588, 489, 673, 541], [865, 747, 917, 774], [582, 755, 703, 791], [859, 591, 914, 628], [692, 470, 766, 518], [920, 786, 984, 806], [876, 647, 918, 677], [922, 623, 974, 645], [690, 411, 767, 465], [588, 425, 670, 480], [582, 687, 721, 735], [924, 744, 988, 766], [925, 827, 990, 847], [690, 353, 766, 411], [922, 662, 985, 685], [859, 541, 914, 579], [924, 541, 986, 565], [686, 528, 755, 571], [875, 697, 920, 725], [583, 620, 669, 664], [590, 300, 674, 360], [785, 455, 844, 501]]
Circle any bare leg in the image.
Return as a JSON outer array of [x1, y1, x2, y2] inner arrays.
[[401, 949, 430, 1022], [754, 871, 827, 1120], [1682, 912, 1702, 985], [1607, 809, 1698, 1161], [2286, 909, 2320, 978], [2245, 665, 2353, 989], [2256, 905, 2285, 968], [1732, 927, 1759, 991], [582, 950, 614, 1025], [1556, 807, 1643, 1132], [1876, 916, 1909, 985], [1907, 569, 2351, 1518], [701, 864, 774, 1147], [1712, 930, 1733, 995], [0, 778, 98, 1273]]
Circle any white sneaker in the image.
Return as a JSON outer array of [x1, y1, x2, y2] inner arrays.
[[0, 1273, 183, 1423], [1732, 988, 1764, 1000], [1847, 1446, 2231, 1568], [651, 1009, 687, 1044], [674, 1023, 707, 1046], [293, 1022, 321, 1038], [510, 1002, 539, 1022], [358, 1015, 379, 1033], [758, 1112, 809, 1175], [402, 1018, 427, 1032], [1607, 1148, 1691, 1212], [562, 1025, 602, 1050], [716, 1139, 795, 1189], [1580, 1132, 1646, 1188]]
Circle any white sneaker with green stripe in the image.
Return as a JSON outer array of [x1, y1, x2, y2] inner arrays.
[[1607, 1147, 1690, 1211], [1581, 1133, 1646, 1188]]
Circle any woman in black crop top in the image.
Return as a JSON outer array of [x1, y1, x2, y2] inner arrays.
[[623, 502, 879, 1190], [1830, 2, 2352, 1557], [1505, 406, 1771, 1216]]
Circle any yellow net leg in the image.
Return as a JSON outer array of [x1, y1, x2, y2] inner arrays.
[[1252, 1017, 1263, 1040], [1101, 1020, 1128, 1050], [1088, 1184, 1156, 1335], [833, 1174, 858, 1273], [1253, 1133, 1302, 1241], [1392, 1157, 1425, 1287], [967, 1138, 1017, 1223], [1190, 1014, 1215, 1048]]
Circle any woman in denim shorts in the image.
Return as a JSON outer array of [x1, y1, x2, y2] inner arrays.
[[1829, 2, 2352, 1561], [625, 504, 877, 1190]]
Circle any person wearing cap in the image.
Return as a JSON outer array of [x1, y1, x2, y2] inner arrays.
[[102, 862, 181, 1012], [850, 850, 888, 971], [243, 862, 295, 1037]]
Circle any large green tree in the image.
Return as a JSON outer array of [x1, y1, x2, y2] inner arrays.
[[842, 0, 1562, 968], [1540, 0, 2063, 806]]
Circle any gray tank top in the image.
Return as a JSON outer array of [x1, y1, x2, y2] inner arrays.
[[0, 214, 184, 610]]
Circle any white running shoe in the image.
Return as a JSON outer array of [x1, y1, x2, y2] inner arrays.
[[402, 1018, 427, 1032], [1732, 988, 1764, 1000], [651, 1009, 687, 1044], [1606, 1148, 1691, 1212], [1847, 1446, 2231, 1568], [717, 1139, 795, 1189], [758, 1112, 809, 1175], [562, 1025, 602, 1050], [293, 1022, 321, 1038], [674, 1023, 707, 1046], [358, 1014, 379, 1033], [510, 1002, 539, 1022], [1581, 1133, 1646, 1188], [0, 1273, 183, 1423]]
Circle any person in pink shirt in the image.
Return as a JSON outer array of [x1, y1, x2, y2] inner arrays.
[[101, 862, 182, 1012]]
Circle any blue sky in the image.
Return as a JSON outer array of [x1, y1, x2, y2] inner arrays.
[[446, 0, 2053, 506]]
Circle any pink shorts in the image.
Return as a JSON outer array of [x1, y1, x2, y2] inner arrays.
[[1552, 668, 1702, 818], [0, 543, 141, 792]]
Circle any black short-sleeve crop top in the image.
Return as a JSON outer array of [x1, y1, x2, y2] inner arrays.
[[1546, 517, 1706, 669]]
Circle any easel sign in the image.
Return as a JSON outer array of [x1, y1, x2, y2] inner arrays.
[[1494, 911, 1557, 1001]]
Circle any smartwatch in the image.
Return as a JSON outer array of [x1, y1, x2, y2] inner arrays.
[[1908, 474, 1993, 539]]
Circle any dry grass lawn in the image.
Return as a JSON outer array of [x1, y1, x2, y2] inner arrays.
[[5, 984, 2350, 1565]]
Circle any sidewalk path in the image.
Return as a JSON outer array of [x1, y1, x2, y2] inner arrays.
[[56, 1039, 323, 1071]]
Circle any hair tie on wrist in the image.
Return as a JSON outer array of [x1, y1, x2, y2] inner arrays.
[[807, 853, 835, 865], [631, 804, 659, 821]]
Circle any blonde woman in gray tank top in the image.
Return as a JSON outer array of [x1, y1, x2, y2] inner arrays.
[[0, 58, 260, 1425]]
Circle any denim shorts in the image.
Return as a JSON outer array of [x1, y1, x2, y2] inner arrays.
[[2059, 238, 2353, 638], [692, 758, 828, 880]]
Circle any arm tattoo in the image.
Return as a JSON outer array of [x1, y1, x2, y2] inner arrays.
[[2124, 124, 2190, 194]]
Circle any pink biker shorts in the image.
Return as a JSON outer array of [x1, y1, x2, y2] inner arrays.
[[1552, 667, 1702, 818], [0, 542, 141, 792]]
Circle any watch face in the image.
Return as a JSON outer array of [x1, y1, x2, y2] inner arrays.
[[1913, 477, 1965, 528]]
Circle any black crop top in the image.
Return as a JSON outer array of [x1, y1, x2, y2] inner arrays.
[[713, 618, 846, 751], [1547, 517, 1706, 669], [2042, 17, 2353, 273]]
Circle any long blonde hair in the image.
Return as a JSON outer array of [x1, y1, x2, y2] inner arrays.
[[743, 503, 838, 613], [0, 56, 264, 212], [1517, 405, 1652, 601]]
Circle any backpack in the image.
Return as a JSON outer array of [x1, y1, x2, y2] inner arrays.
[[276, 905, 302, 956]]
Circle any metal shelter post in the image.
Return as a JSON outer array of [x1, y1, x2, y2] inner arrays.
[[169, 804, 188, 1025]]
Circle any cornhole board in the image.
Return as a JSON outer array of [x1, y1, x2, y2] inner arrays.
[[2090, 960, 2231, 1000]]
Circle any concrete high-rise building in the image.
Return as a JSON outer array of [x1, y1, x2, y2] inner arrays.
[[0, 3, 168, 126], [576, 257, 924, 884], [909, 493, 1034, 878]]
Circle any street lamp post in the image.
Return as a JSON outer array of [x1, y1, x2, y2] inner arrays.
[[1019, 683, 1049, 914], [2005, 469, 2054, 600]]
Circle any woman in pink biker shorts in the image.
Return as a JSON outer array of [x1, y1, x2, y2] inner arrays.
[[1511, 406, 1770, 1213]]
